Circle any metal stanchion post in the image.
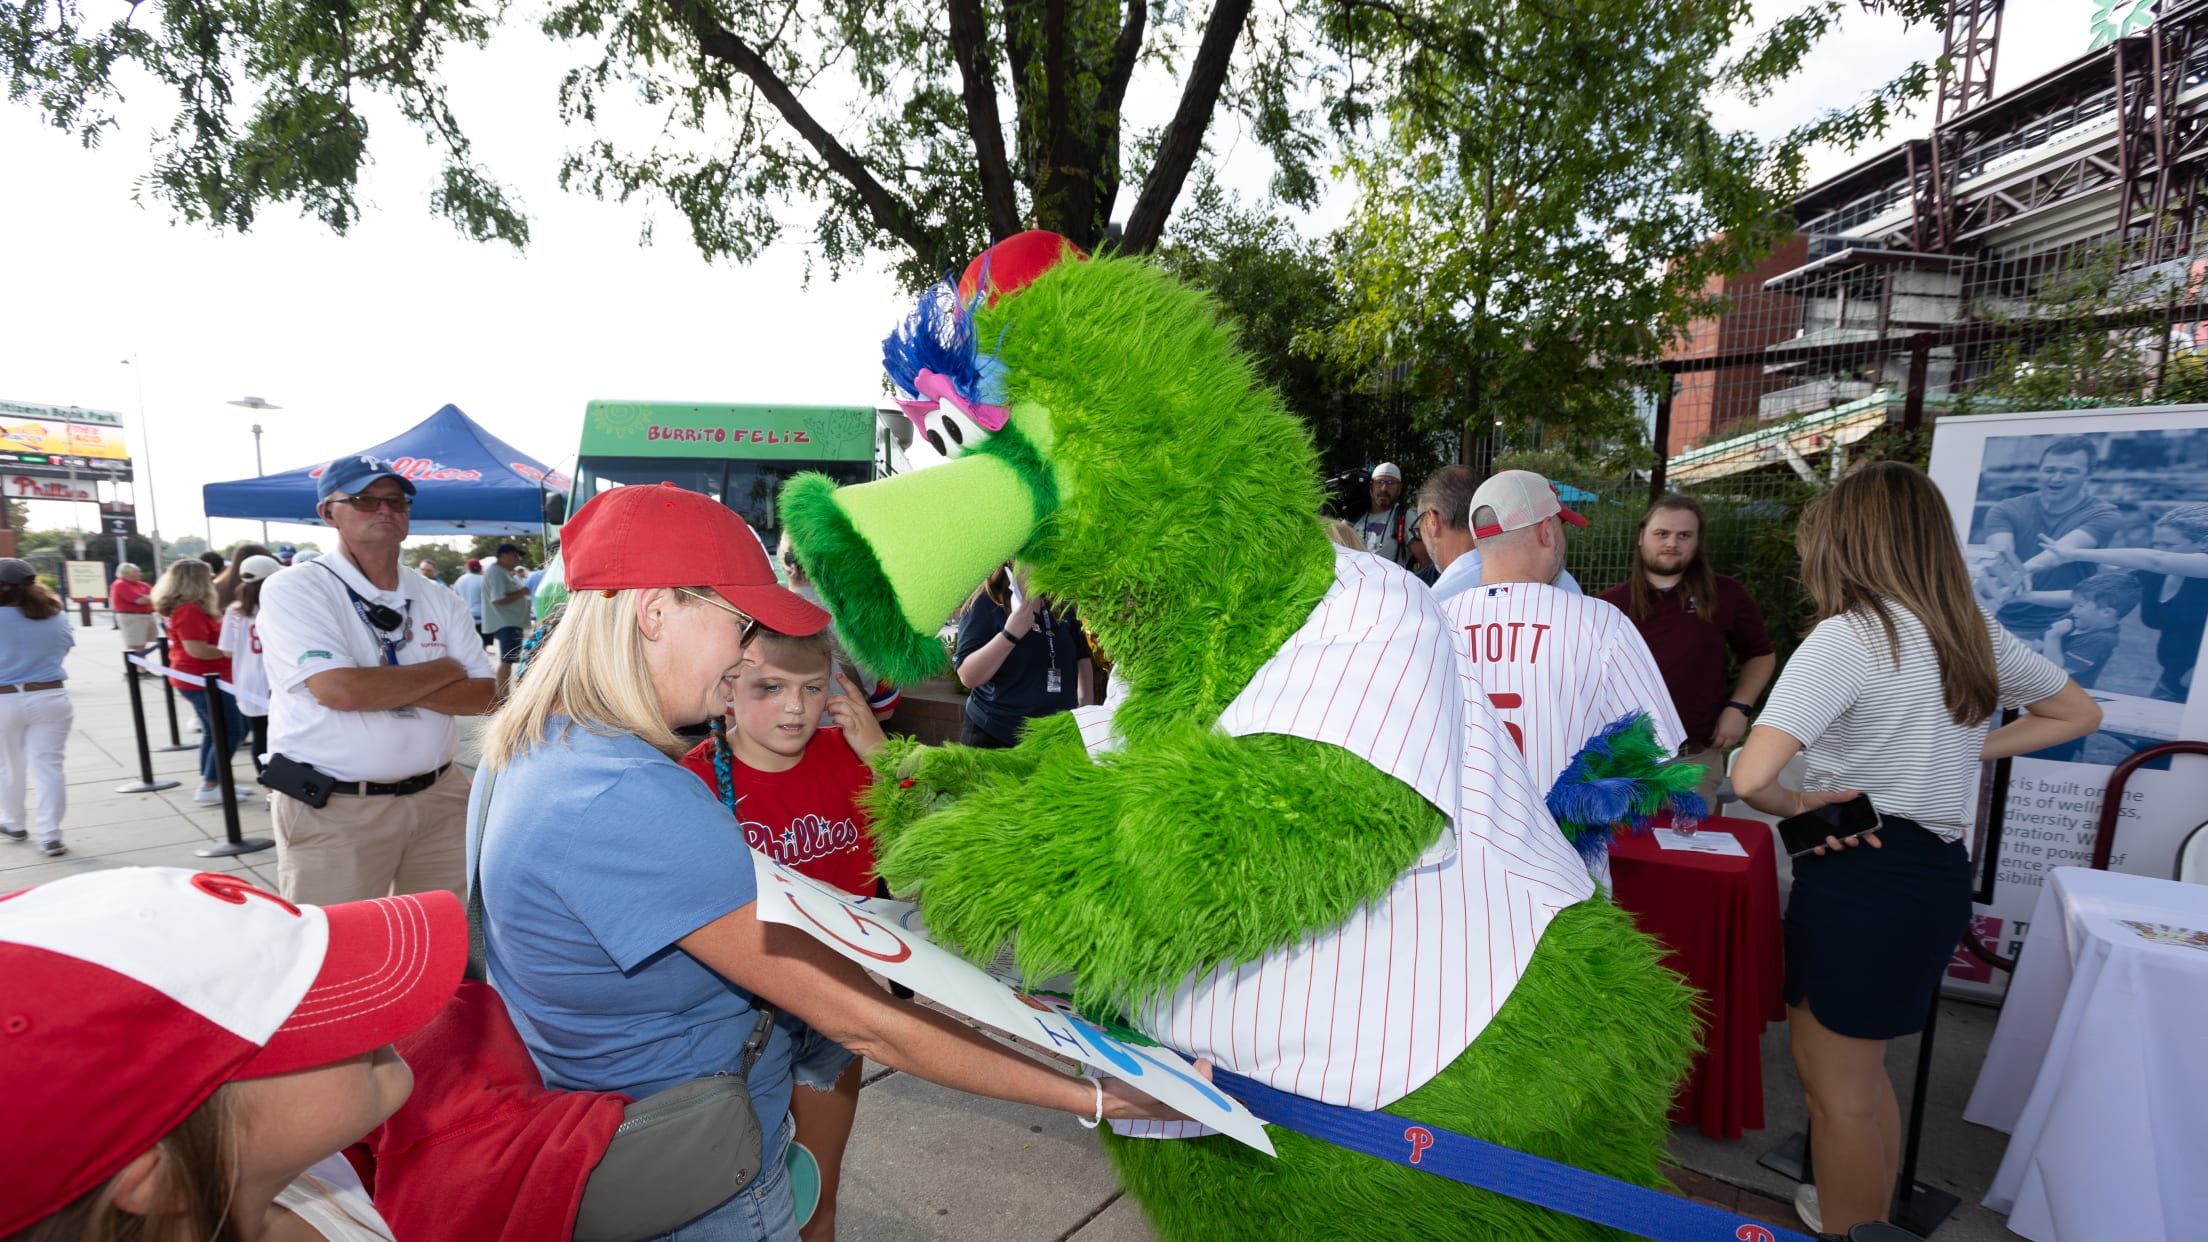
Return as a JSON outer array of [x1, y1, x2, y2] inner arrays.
[[193, 674, 272, 859], [152, 636, 193, 752], [114, 649, 180, 794], [1889, 993, 1959, 1235]]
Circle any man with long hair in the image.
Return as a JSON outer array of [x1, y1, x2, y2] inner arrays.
[[1598, 493, 1775, 804]]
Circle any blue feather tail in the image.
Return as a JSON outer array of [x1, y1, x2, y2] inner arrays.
[[1545, 712, 1712, 865]]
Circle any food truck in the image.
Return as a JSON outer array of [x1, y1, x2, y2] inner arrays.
[[534, 400, 897, 613]]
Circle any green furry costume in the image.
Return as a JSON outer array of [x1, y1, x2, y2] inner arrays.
[[782, 233, 1696, 1240]]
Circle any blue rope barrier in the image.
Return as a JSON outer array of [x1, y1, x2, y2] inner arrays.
[[1210, 1068, 1818, 1242]]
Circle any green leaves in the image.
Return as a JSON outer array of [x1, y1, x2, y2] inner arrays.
[[1316, 0, 1940, 461]]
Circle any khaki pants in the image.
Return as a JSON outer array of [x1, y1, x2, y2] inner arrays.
[[272, 765, 471, 904], [1678, 744, 1730, 812]]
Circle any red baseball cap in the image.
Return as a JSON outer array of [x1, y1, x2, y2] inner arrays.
[[559, 482, 830, 636], [0, 868, 465, 1232]]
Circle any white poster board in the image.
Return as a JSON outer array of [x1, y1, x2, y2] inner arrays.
[[750, 852, 1275, 1153], [1926, 406, 2208, 999]]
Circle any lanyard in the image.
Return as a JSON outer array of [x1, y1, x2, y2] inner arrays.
[[1036, 603, 1058, 670], [313, 562, 411, 667]]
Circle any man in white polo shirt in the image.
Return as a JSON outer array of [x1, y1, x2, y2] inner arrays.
[[257, 454, 495, 903]]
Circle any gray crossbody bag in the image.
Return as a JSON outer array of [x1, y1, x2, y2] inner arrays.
[[468, 768, 779, 1242]]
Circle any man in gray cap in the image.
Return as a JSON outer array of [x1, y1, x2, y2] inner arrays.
[[1357, 462, 1423, 569]]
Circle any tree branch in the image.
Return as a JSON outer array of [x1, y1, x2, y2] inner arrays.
[[1121, 0, 1253, 253], [661, 0, 939, 272], [1100, 0, 1145, 118], [1041, 0, 1067, 209], [948, 0, 1020, 241], [1094, 0, 1147, 216]]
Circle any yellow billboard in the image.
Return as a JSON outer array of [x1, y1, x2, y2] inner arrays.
[[0, 416, 129, 461]]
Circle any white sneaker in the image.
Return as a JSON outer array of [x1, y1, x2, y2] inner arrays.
[[193, 785, 223, 805], [1794, 1182, 1823, 1234]]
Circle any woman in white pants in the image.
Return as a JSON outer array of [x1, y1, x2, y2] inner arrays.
[[0, 558, 75, 857]]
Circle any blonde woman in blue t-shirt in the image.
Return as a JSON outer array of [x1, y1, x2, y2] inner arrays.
[[473, 484, 1196, 1241], [1732, 463, 2101, 1238]]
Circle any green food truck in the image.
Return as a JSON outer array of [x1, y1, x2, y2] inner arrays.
[[534, 400, 897, 614]]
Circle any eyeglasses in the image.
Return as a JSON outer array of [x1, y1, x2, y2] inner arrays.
[[327, 494, 413, 514], [679, 588, 760, 643]]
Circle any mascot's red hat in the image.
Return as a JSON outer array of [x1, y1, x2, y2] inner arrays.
[[958, 230, 1085, 307]]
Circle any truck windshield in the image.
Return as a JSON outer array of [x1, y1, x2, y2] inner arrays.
[[573, 456, 873, 538]]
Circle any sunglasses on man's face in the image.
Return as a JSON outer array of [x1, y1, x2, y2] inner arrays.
[[327, 494, 413, 514]]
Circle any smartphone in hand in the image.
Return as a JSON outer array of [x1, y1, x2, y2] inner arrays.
[[1777, 795, 1881, 857]]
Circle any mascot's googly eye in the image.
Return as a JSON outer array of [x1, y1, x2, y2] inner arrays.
[[931, 406, 993, 459]]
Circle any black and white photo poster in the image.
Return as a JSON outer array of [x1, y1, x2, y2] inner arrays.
[[1929, 406, 2208, 1000]]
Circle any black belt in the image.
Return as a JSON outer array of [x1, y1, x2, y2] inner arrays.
[[0, 681, 64, 694], [326, 763, 451, 797]]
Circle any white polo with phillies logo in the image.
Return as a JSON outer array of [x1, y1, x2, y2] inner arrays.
[[258, 554, 493, 783], [1073, 547, 1598, 1135]]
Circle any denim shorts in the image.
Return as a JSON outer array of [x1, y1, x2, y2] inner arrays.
[[786, 1017, 857, 1093]]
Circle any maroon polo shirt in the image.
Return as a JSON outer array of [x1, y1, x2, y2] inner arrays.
[[1595, 573, 1773, 747]]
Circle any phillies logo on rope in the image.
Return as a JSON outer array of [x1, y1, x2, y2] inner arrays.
[[1404, 1125, 1435, 1165], [308, 456, 482, 482], [1734, 1226, 1776, 1242]]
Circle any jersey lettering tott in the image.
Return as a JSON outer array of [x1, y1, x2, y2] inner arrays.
[[1442, 581, 1686, 795]]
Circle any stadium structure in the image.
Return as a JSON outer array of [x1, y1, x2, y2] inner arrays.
[[1658, 0, 2208, 485]]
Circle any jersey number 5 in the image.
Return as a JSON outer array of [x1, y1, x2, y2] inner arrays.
[[1487, 692, 1525, 754]]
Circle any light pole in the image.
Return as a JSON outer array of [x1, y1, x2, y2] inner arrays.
[[226, 396, 282, 546], [118, 356, 165, 573]]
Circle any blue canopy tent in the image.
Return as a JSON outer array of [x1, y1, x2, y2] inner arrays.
[[202, 404, 568, 536]]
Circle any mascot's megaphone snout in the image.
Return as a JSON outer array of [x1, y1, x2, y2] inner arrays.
[[780, 452, 1041, 685]]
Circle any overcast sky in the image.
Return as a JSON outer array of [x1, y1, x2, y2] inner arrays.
[[1, 0, 2105, 550]]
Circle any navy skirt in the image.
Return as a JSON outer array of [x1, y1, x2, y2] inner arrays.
[[1783, 813, 1972, 1040]]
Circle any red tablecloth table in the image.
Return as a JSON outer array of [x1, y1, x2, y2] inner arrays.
[[1608, 815, 1786, 1140]]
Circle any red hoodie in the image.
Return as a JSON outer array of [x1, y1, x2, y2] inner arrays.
[[349, 981, 627, 1240]]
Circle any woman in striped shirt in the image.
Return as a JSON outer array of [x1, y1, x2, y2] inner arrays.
[[1732, 462, 2100, 1238]]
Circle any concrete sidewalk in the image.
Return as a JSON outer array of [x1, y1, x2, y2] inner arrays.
[[11, 623, 2027, 1241]]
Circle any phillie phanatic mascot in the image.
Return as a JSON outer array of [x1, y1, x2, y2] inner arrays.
[[781, 231, 1697, 1240]]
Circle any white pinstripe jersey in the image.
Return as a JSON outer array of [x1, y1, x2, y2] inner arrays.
[[1440, 581, 1686, 796], [1072, 548, 1597, 1136]]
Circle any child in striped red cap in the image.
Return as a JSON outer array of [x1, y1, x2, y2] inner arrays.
[[1, 866, 465, 1240]]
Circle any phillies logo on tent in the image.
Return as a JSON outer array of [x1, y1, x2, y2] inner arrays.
[[508, 462, 573, 490], [310, 457, 483, 482]]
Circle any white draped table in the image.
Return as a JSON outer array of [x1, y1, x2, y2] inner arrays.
[[1963, 866, 2208, 1242]]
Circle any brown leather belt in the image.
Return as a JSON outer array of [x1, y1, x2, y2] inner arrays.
[[325, 763, 452, 798], [0, 681, 64, 694]]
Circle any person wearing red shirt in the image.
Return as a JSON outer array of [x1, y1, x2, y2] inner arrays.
[[679, 628, 887, 1242], [1596, 493, 1775, 806], [111, 562, 158, 657], [150, 559, 246, 804]]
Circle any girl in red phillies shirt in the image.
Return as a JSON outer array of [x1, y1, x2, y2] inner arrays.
[[679, 626, 887, 1241]]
